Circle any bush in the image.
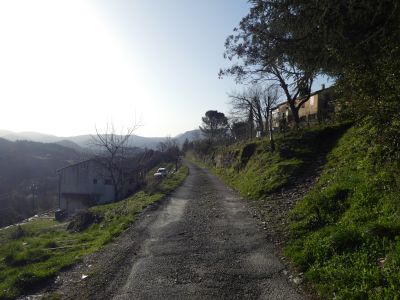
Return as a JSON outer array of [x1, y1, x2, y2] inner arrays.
[[67, 211, 102, 232], [10, 225, 26, 240]]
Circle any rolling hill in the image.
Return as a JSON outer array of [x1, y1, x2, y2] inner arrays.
[[0, 129, 204, 150], [0, 138, 82, 226]]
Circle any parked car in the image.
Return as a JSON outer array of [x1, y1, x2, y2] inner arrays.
[[154, 167, 168, 178]]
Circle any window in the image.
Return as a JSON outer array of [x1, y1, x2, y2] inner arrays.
[[93, 178, 98, 184], [105, 179, 112, 185]]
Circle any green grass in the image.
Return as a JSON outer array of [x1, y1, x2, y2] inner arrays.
[[285, 123, 400, 299], [191, 122, 400, 297], [190, 123, 349, 200], [0, 165, 188, 300]]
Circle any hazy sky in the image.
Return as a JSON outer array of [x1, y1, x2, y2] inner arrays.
[[0, 0, 252, 137], [0, 1, 329, 138]]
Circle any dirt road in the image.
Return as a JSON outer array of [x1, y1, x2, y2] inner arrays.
[[47, 162, 304, 299]]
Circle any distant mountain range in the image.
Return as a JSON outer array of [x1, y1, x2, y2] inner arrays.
[[0, 137, 83, 226], [0, 129, 203, 151], [0, 128, 203, 226]]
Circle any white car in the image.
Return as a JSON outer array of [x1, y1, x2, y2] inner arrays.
[[154, 168, 168, 178]]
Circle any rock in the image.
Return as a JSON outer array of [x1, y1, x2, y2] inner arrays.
[[293, 277, 302, 285]]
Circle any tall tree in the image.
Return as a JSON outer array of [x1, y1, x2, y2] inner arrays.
[[223, 0, 400, 146], [272, 0, 400, 146], [199, 110, 229, 143], [219, 1, 317, 124]]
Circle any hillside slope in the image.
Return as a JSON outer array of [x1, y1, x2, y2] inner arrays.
[[0, 166, 188, 300], [193, 124, 349, 200], [191, 122, 400, 299], [0, 129, 204, 150], [286, 123, 400, 299], [0, 138, 81, 226]]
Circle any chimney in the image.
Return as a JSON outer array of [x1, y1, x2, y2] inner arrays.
[[321, 84, 325, 90]]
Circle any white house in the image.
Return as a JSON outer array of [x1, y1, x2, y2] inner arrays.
[[57, 159, 134, 213]]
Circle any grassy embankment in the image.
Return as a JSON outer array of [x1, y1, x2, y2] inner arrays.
[[189, 123, 348, 200], [286, 123, 400, 299], [0, 165, 188, 300], [191, 122, 400, 298]]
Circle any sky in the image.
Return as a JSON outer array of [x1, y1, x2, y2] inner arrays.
[[0, 1, 330, 138], [0, 0, 252, 137]]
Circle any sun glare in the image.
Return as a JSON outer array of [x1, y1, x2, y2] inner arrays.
[[0, 0, 148, 136]]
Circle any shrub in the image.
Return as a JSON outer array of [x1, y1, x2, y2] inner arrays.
[[10, 225, 26, 240], [67, 211, 102, 232]]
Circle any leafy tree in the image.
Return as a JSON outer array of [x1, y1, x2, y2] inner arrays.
[[260, 0, 400, 76], [219, 1, 317, 124], [282, 0, 400, 146], [224, 0, 400, 146], [199, 110, 229, 143], [231, 121, 249, 141]]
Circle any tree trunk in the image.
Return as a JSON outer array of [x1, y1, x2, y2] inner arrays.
[[248, 109, 254, 139], [288, 100, 301, 125], [268, 111, 275, 152], [255, 105, 265, 137]]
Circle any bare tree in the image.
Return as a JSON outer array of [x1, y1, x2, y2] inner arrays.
[[229, 86, 263, 136], [263, 86, 279, 151], [229, 85, 279, 140], [90, 122, 139, 201], [157, 136, 181, 171]]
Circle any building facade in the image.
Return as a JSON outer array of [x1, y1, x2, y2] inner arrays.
[[57, 159, 134, 213], [271, 88, 335, 130]]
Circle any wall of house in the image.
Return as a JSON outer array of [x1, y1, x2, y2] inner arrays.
[[298, 94, 319, 121], [59, 160, 115, 212], [272, 90, 334, 129], [272, 104, 290, 129]]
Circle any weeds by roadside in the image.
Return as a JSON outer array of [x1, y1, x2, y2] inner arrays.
[[286, 123, 400, 299], [188, 123, 349, 200], [0, 165, 188, 300]]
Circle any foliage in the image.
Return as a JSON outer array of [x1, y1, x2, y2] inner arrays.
[[231, 121, 250, 141], [220, 0, 318, 123], [222, 0, 400, 136], [190, 123, 348, 200], [286, 123, 400, 299], [199, 110, 229, 143], [335, 45, 400, 150], [0, 166, 188, 300]]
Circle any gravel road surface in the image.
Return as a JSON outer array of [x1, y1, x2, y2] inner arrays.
[[112, 162, 303, 299], [38, 162, 304, 299]]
